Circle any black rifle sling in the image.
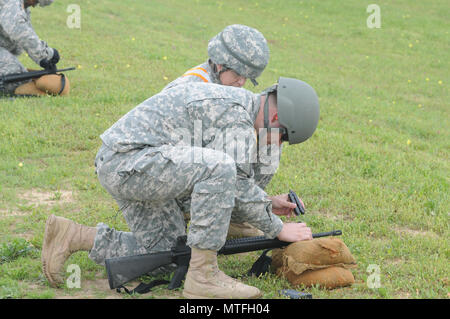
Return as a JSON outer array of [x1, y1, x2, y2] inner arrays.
[[117, 254, 272, 295], [58, 74, 66, 95], [247, 249, 272, 277], [116, 279, 170, 295]]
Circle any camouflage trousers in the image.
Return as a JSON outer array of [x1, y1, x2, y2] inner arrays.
[[174, 143, 282, 218], [0, 48, 28, 94], [89, 143, 237, 266]]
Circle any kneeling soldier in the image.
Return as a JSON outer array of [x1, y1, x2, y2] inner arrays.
[[42, 77, 320, 298]]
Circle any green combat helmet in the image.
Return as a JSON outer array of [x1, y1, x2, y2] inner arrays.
[[208, 24, 270, 85], [38, 0, 54, 6], [261, 77, 320, 145]]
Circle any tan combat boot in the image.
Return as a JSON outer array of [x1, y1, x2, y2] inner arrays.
[[41, 214, 97, 287], [227, 222, 264, 239], [182, 247, 262, 299]]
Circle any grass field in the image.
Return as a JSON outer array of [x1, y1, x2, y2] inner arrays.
[[0, 0, 448, 299]]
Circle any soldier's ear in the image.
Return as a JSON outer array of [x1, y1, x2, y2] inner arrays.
[[270, 113, 279, 125]]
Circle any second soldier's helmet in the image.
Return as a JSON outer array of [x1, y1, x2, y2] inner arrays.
[[38, 0, 54, 6], [208, 24, 270, 85]]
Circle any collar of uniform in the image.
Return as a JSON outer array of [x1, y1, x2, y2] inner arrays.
[[207, 59, 221, 84], [249, 93, 262, 123]]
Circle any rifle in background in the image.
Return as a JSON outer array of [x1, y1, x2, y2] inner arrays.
[[0, 67, 75, 96]]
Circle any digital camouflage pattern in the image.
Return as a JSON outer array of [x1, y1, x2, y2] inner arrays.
[[0, 0, 54, 92], [164, 69, 280, 196], [208, 24, 269, 82], [89, 83, 284, 266], [254, 142, 282, 189], [163, 60, 220, 91], [163, 25, 276, 192], [164, 25, 269, 89]]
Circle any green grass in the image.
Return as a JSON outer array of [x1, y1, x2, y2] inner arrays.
[[0, 0, 448, 299]]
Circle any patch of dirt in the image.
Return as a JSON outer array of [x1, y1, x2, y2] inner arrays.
[[0, 210, 30, 217], [18, 189, 74, 208], [318, 209, 353, 222], [384, 258, 404, 266], [394, 290, 412, 299], [393, 226, 439, 239], [0, 189, 75, 224], [50, 276, 182, 299], [53, 277, 124, 299]]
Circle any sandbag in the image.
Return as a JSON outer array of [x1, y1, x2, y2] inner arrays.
[[285, 266, 355, 289], [272, 237, 357, 289], [35, 74, 70, 96], [14, 81, 46, 96]]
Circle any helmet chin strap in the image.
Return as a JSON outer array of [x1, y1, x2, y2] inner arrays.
[[263, 93, 270, 129], [211, 61, 234, 85], [263, 93, 288, 142], [209, 59, 223, 85], [217, 65, 230, 85], [212, 61, 258, 86]]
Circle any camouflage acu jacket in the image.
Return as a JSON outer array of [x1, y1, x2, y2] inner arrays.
[[0, 0, 53, 63], [100, 82, 283, 238]]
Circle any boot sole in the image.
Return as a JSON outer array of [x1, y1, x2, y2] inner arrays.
[[41, 214, 63, 287]]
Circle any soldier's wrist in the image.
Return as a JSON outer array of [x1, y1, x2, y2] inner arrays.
[[263, 215, 284, 239]]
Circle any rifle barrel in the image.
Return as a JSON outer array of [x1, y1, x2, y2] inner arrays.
[[219, 230, 342, 255], [219, 236, 289, 255], [2, 67, 76, 84], [312, 230, 342, 238]]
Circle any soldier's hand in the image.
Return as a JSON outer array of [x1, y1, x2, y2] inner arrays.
[[50, 48, 60, 65], [269, 194, 297, 217], [277, 222, 312, 242], [39, 48, 60, 70]]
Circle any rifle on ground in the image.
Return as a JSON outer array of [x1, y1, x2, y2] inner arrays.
[[105, 230, 342, 294], [0, 67, 75, 96], [105, 190, 341, 294]]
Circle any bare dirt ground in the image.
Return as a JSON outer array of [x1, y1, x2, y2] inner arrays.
[[19, 189, 75, 207]]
